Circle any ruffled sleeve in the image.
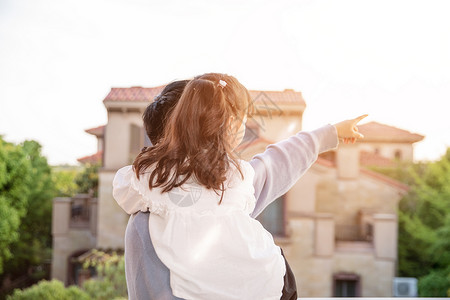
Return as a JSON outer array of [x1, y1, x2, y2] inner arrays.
[[113, 165, 172, 216], [112, 166, 148, 214]]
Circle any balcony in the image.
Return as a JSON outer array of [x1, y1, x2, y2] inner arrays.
[[52, 194, 98, 237], [69, 195, 92, 229], [309, 212, 396, 259], [335, 224, 373, 242]]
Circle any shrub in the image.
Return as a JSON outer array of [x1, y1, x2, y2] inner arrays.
[[418, 268, 450, 297], [6, 280, 90, 300]]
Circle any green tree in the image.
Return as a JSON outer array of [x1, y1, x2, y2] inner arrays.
[[378, 148, 450, 296], [429, 214, 450, 269], [6, 280, 89, 300], [0, 138, 104, 298], [51, 166, 79, 197], [0, 139, 58, 298], [0, 137, 32, 274], [75, 163, 99, 197], [4, 141, 55, 270], [417, 267, 450, 297], [369, 160, 427, 186]]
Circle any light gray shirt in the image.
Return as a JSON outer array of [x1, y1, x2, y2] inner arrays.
[[124, 125, 338, 300]]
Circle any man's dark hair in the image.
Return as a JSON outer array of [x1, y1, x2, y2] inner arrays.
[[143, 80, 190, 145]]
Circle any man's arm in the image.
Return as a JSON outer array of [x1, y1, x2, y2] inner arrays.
[[249, 124, 339, 218]]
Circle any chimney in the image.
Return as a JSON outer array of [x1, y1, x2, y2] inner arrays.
[[336, 143, 360, 179]]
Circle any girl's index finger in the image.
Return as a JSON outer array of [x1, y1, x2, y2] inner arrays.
[[353, 114, 368, 124]]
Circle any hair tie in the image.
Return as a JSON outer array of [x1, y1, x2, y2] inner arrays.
[[218, 80, 227, 88]]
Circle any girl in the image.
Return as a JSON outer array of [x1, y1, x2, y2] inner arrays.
[[113, 73, 366, 300]]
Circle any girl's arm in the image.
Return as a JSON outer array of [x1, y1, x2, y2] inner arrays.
[[249, 114, 367, 218], [249, 124, 338, 218]]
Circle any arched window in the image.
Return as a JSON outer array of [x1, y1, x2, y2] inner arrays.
[[68, 250, 96, 286], [394, 150, 402, 160], [333, 273, 361, 297]]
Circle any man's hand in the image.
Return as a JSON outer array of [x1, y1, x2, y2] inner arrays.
[[334, 114, 368, 144]]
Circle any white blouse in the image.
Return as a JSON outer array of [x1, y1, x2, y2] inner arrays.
[[113, 160, 286, 300]]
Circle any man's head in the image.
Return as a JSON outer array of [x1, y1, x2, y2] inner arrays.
[[143, 80, 190, 145]]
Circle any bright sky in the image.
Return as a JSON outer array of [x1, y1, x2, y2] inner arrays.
[[1, 0, 449, 165]]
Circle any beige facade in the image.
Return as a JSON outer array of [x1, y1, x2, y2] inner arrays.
[[359, 142, 414, 161], [51, 196, 97, 285], [52, 85, 423, 296]]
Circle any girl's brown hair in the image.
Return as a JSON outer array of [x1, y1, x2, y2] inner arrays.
[[133, 73, 254, 203]]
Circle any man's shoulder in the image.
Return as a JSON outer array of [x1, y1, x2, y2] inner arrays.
[[126, 212, 151, 242]]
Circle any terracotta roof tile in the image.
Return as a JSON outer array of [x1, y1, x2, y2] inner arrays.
[[77, 151, 103, 164], [360, 168, 409, 192], [103, 86, 165, 102], [103, 86, 305, 105], [85, 125, 105, 137], [248, 89, 305, 106], [358, 121, 424, 143]]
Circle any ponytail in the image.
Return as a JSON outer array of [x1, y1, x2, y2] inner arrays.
[[133, 73, 253, 203]]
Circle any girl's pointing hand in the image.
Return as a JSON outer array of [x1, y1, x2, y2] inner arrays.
[[334, 114, 368, 144]]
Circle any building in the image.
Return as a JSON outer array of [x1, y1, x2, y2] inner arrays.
[[51, 85, 424, 296]]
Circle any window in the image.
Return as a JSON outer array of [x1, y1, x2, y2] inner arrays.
[[363, 223, 373, 241], [69, 196, 90, 229], [394, 150, 402, 160], [129, 124, 142, 162], [333, 273, 361, 297], [68, 250, 95, 286], [256, 195, 286, 236], [129, 125, 152, 163]]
